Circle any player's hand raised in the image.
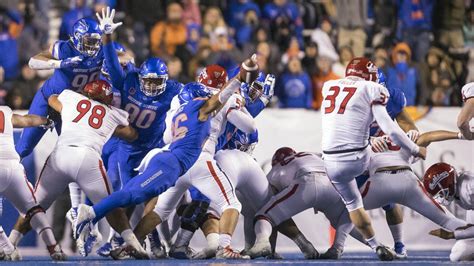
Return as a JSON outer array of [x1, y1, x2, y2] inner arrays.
[[262, 74, 275, 99], [60, 56, 83, 68], [96, 7, 123, 35]]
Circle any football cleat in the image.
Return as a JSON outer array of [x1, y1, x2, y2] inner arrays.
[[3, 247, 21, 261], [376, 245, 395, 261], [83, 227, 103, 257], [265, 252, 284, 260], [193, 246, 217, 259], [97, 236, 125, 257], [147, 230, 167, 259], [246, 239, 271, 259], [319, 247, 343, 260], [65, 207, 78, 224], [110, 245, 149, 260], [301, 242, 319, 259], [169, 245, 196, 259], [394, 242, 408, 259], [216, 246, 250, 259], [48, 244, 67, 261]]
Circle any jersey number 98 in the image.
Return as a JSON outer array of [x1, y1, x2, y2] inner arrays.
[[72, 99, 106, 129]]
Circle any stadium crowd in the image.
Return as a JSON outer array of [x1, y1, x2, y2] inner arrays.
[[0, 0, 473, 110]]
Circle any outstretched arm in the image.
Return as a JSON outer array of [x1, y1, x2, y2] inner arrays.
[[416, 130, 461, 147], [47, 95, 62, 113], [28, 44, 82, 70], [396, 109, 418, 132], [11, 114, 50, 128], [457, 98, 474, 140], [198, 78, 242, 121], [113, 125, 138, 142]]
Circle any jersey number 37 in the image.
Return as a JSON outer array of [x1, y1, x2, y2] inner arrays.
[[324, 86, 356, 114]]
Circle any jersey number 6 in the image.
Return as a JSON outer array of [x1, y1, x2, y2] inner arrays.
[[324, 86, 356, 114], [72, 99, 106, 129]]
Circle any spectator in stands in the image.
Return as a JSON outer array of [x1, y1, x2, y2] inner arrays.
[[464, 6, 474, 48], [373, 46, 390, 71], [242, 27, 281, 74], [235, 8, 260, 48], [433, 0, 465, 50], [302, 40, 318, 76], [311, 18, 338, 62], [6, 65, 38, 109], [167, 56, 192, 84], [386, 42, 420, 106], [207, 27, 241, 71], [396, 0, 433, 62], [333, 0, 368, 57], [150, 2, 187, 57], [263, 0, 304, 50], [226, 0, 260, 30], [370, 0, 397, 48], [332, 46, 354, 77], [181, 0, 201, 26], [185, 23, 201, 55], [281, 37, 304, 66], [58, 0, 93, 41], [276, 57, 312, 109], [202, 6, 227, 42], [0, 6, 22, 82], [187, 42, 212, 80], [312, 55, 340, 110]]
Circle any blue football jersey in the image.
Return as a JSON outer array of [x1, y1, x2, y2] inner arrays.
[[119, 76, 182, 151], [370, 86, 407, 137], [170, 99, 211, 172], [41, 40, 104, 97]]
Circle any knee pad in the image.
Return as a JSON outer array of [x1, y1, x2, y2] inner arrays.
[[181, 200, 210, 232], [25, 205, 45, 221]]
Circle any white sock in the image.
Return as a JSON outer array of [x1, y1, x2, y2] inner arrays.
[[30, 213, 56, 247], [366, 236, 379, 250], [218, 233, 232, 248], [206, 233, 219, 250], [8, 229, 23, 247], [68, 183, 83, 209], [0, 226, 14, 254], [107, 228, 119, 242], [121, 229, 141, 248], [254, 219, 272, 241], [174, 229, 194, 247], [389, 223, 403, 244]]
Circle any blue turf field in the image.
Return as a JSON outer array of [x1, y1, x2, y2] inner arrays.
[[5, 251, 464, 266]]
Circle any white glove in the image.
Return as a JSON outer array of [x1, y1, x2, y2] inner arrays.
[[407, 130, 420, 142], [96, 7, 122, 35], [370, 136, 389, 153]]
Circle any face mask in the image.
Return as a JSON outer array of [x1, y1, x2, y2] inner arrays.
[[395, 62, 408, 72]]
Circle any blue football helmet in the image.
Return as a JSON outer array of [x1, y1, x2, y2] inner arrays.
[[101, 42, 127, 81], [178, 82, 212, 105], [376, 69, 387, 87], [71, 18, 103, 57], [228, 130, 259, 153], [139, 58, 168, 97], [242, 71, 265, 102]]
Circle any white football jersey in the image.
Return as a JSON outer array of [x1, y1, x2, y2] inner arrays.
[[200, 93, 243, 156], [461, 82, 474, 102], [267, 152, 325, 191], [368, 137, 415, 176], [321, 77, 390, 152], [0, 106, 20, 161], [163, 95, 181, 146], [56, 90, 129, 154], [455, 171, 474, 210]]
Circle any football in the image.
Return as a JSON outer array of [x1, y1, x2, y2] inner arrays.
[[239, 54, 259, 84]]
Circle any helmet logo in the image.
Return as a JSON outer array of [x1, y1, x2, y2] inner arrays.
[[429, 171, 449, 190]]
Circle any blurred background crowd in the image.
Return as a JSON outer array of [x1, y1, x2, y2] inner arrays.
[[0, 0, 473, 110]]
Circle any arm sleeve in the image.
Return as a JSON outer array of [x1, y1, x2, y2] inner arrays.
[[227, 108, 257, 134], [104, 41, 126, 90], [372, 104, 419, 155]]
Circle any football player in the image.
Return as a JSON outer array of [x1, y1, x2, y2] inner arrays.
[[458, 82, 473, 140], [8, 80, 145, 256], [16, 17, 105, 158], [320, 57, 426, 260], [0, 106, 65, 261], [74, 57, 260, 259], [423, 162, 474, 261]]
